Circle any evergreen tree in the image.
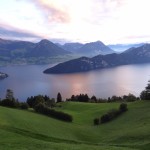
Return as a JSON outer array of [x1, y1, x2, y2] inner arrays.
[[6, 89, 14, 100], [57, 92, 62, 103], [91, 95, 97, 102]]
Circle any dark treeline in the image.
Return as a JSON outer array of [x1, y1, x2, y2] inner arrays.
[[66, 94, 90, 102], [94, 103, 128, 125], [0, 98, 29, 110], [34, 103, 72, 122], [66, 93, 139, 103], [27, 95, 55, 108]]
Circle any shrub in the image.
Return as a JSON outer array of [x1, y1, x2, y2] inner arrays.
[[34, 103, 45, 113], [119, 103, 128, 112], [108, 109, 120, 119], [100, 104, 128, 124], [20, 102, 29, 109], [34, 103, 73, 122], [94, 118, 100, 125], [101, 113, 110, 123]]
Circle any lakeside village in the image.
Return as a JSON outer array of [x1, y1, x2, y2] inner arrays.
[[0, 72, 8, 79]]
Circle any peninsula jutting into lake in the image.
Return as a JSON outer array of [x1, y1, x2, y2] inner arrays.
[[0, 72, 8, 79]]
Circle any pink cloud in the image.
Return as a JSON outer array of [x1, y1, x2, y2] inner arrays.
[[31, 0, 70, 23]]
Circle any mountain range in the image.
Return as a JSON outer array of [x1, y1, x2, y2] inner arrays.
[[0, 38, 117, 65], [0, 38, 148, 68], [58, 41, 114, 56], [0, 38, 115, 58], [0, 38, 73, 65], [44, 44, 150, 74], [0, 38, 70, 58]]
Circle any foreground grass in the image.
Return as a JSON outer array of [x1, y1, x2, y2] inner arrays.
[[0, 101, 150, 149]]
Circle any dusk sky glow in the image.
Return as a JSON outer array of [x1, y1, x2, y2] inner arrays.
[[0, 0, 150, 44]]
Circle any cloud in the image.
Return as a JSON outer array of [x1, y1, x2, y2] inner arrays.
[[0, 0, 150, 44], [0, 23, 41, 41], [30, 0, 70, 23]]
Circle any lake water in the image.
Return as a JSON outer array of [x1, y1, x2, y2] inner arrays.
[[0, 63, 150, 101]]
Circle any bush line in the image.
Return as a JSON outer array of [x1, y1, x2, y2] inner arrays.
[[94, 103, 128, 125], [34, 103, 73, 122]]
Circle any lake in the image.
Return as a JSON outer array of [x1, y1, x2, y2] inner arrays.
[[0, 63, 150, 101]]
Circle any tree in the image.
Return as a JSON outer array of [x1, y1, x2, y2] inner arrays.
[[125, 93, 137, 102], [71, 95, 75, 101], [91, 95, 97, 102], [57, 92, 62, 103], [6, 89, 14, 100], [140, 80, 150, 100], [33, 95, 45, 107]]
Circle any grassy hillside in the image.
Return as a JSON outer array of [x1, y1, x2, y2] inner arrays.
[[0, 101, 149, 150]]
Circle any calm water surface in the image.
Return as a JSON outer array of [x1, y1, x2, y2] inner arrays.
[[0, 63, 150, 101]]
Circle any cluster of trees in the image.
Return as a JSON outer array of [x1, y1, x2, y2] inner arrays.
[[0, 89, 28, 109], [27, 95, 55, 108], [140, 80, 150, 100], [94, 103, 128, 125], [107, 93, 139, 102], [0, 98, 29, 109], [26, 93, 72, 122], [66, 94, 89, 102], [0, 90, 72, 122], [34, 103, 73, 122], [66, 93, 139, 103], [27, 92, 63, 108]]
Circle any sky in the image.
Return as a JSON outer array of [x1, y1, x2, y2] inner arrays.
[[0, 0, 150, 44]]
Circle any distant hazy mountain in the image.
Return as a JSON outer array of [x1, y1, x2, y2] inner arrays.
[[0, 38, 35, 57], [0, 38, 70, 58], [58, 42, 83, 53], [29, 39, 71, 57], [57, 41, 114, 56], [44, 44, 150, 74], [108, 43, 145, 52], [76, 41, 114, 57], [0, 38, 14, 44]]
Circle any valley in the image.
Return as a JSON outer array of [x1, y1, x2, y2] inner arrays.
[[0, 101, 149, 150], [1, 0, 150, 149]]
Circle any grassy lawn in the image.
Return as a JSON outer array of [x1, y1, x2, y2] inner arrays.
[[0, 100, 150, 150]]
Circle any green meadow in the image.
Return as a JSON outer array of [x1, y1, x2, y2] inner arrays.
[[0, 101, 149, 150]]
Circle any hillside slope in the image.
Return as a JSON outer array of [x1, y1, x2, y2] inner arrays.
[[0, 101, 150, 150]]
